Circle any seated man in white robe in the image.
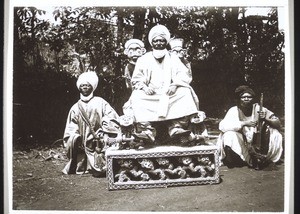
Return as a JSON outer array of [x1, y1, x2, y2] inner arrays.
[[129, 25, 199, 140], [217, 85, 283, 170]]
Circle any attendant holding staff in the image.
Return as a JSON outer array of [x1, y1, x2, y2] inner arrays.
[[217, 85, 283, 169]]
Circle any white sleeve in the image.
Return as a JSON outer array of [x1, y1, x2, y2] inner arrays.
[[219, 107, 243, 132]]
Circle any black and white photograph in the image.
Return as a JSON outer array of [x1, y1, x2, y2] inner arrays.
[[4, 0, 294, 213]]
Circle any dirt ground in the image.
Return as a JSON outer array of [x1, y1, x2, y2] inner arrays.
[[11, 140, 285, 213]]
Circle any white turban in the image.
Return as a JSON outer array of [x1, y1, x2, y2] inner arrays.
[[148, 25, 171, 45], [76, 71, 99, 91]]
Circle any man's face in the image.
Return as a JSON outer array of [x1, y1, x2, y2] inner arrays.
[[240, 92, 254, 107], [151, 36, 167, 50], [126, 43, 144, 62], [79, 83, 93, 96]]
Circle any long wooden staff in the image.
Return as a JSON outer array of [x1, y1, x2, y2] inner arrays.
[[253, 93, 264, 151]]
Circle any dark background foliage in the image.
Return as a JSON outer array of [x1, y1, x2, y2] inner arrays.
[[12, 6, 285, 148]]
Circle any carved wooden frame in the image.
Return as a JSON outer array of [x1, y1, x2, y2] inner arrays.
[[106, 145, 220, 190]]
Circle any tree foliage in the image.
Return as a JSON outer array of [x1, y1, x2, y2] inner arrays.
[[13, 6, 285, 146]]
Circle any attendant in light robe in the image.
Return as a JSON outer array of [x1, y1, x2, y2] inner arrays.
[[62, 72, 119, 176], [217, 85, 283, 170], [129, 25, 199, 138]]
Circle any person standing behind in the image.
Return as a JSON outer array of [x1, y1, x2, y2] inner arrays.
[[217, 85, 283, 170], [62, 71, 119, 176]]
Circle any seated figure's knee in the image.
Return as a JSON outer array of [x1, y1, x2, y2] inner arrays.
[[222, 131, 244, 147]]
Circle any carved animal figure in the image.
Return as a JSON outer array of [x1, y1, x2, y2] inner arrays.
[[196, 155, 215, 177], [187, 111, 208, 145], [114, 159, 143, 182], [155, 157, 178, 179], [118, 115, 153, 150], [133, 122, 156, 144], [138, 158, 160, 181], [119, 115, 135, 138], [177, 156, 204, 178]]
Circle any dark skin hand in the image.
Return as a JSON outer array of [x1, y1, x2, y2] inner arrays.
[[257, 111, 281, 129], [241, 111, 281, 129]]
